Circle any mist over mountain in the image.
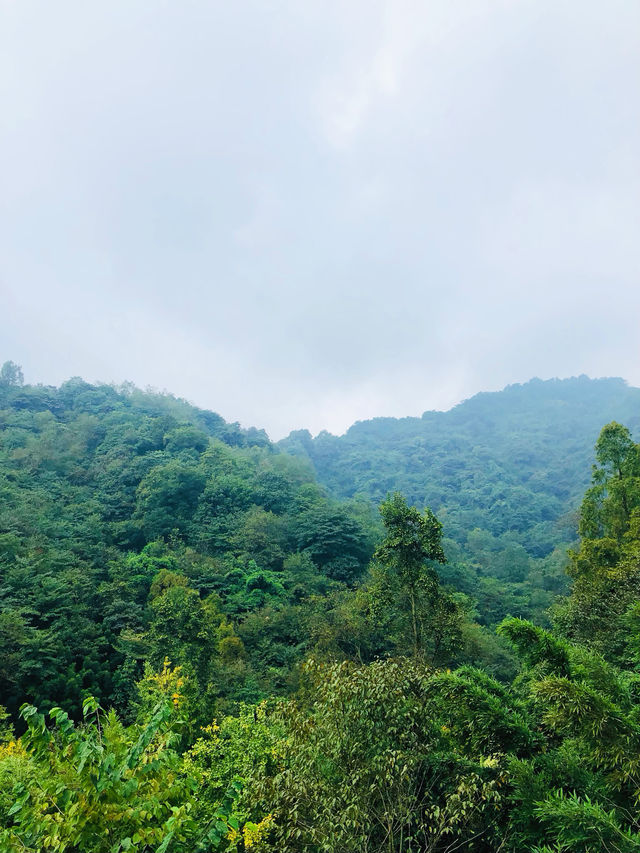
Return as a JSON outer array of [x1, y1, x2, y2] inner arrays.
[[278, 376, 640, 622], [282, 376, 640, 549]]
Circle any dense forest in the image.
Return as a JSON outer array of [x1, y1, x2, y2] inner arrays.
[[2, 362, 640, 852], [282, 376, 640, 626]]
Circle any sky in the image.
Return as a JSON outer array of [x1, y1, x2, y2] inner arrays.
[[2, 1, 639, 439]]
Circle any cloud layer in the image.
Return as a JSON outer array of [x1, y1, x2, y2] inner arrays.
[[2, 1, 639, 437]]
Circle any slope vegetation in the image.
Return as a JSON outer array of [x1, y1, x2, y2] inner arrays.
[[281, 377, 640, 621]]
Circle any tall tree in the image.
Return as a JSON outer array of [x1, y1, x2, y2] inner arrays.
[[580, 422, 640, 542], [371, 493, 462, 661], [555, 422, 640, 663], [0, 361, 24, 387]]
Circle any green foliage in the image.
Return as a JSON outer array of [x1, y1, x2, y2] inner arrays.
[[0, 694, 239, 853], [553, 422, 640, 663], [497, 617, 570, 676], [7, 370, 640, 851], [295, 502, 370, 582], [533, 790, 640, 853], [183, 703, 283, 840], [375, 492, 445, 575], [281, 377, 640, 624], [136, 462, 207, 539], [369, 493, 463, 661], [250, 658, 515, 852], [579, 422, 640, 542], [498, 612, 640, 852], [0, 374, 374, 719]]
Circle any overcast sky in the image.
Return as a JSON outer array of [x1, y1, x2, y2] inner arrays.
[[2, 1, 639, 438]]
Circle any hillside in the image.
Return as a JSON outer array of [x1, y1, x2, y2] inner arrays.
[[4, 368, 640, 727], [281, 377, 640, 544], [4, 402, 640, 851], [0, 369, 378, 720], [280, 376, 640, 619], [6, 368, 640, 850]]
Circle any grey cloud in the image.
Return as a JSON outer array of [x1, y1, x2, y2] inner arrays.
[[2, 0, 639, 438]]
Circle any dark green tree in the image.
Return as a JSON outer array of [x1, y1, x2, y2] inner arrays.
[[554, 423, 640, 661], [371, 493, 463, 661], [580, 422, 640, 542]]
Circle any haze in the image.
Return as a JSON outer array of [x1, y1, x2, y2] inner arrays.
[[2, 1, 639, 438]]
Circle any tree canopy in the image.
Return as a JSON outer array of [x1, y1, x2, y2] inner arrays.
[[2, 368, 640, 851]]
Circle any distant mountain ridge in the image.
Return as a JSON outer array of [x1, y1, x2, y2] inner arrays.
[[279, 376, 640, 558]]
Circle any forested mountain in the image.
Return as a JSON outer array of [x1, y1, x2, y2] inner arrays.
[[3, 369, 638, 730], [281, 376, 640, 624], [4, 377, 640, 851], [0, 365, 382, 723]]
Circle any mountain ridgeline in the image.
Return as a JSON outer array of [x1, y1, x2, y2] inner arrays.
[[281, 376, 640, 621], [282, 377, 640, 546]]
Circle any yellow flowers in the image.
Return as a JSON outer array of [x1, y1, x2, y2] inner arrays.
[[0, 739, 27, 758], [145, 658, 186, 707], [227, 825, 242, 844], [243, 814, 275, 849], [227, 814, 275, 850]]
